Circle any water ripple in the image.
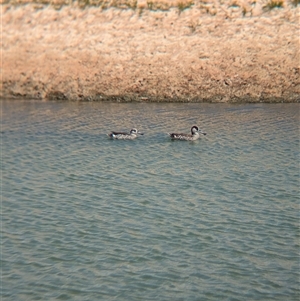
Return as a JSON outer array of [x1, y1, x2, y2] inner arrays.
[[2, 101, 299, 301]]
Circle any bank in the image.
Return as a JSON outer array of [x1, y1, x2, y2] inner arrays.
[[2, 0, 300, 102]]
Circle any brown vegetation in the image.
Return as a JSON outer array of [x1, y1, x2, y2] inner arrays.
[[1, 0, 300, 102]]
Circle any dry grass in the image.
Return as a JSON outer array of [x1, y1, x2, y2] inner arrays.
[[2, 0, 299, 102], [2, 0, 298, 11], [1, 0, 197, 10], [0, 0, 298, 20], [263, 0, 284, 10], [177, 0, 194, 12], [291, 0, 299, 5]]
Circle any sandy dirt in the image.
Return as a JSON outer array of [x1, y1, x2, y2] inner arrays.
[[2, 1, 300, 102]]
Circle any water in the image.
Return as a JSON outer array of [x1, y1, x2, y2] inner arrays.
[[2, 100, 299, 301]]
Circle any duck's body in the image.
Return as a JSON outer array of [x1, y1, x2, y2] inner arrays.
[[168, 126, 206, 141], [108, 128, 144, 140]]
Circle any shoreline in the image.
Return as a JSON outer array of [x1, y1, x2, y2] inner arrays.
[[2, 94, 298, 103], [2, 1, 300, 102]]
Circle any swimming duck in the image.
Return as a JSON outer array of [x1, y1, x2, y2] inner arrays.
[[168, 126, 206, 141], [108, 128, 144, 140]]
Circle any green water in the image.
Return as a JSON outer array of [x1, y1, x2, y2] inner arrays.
[[2, 100, 299, 300]]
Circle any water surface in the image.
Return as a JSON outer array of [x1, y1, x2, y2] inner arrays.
[[2, 101, 299, 300]]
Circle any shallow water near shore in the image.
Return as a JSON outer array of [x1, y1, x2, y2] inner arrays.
[[2, 100, 299, 301]]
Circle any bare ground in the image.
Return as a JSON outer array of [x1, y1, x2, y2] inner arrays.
[[2, 1, 300, 102]]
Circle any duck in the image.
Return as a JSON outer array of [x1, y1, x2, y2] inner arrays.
[[168, 126, 206, 141], [108, 128, 144, 140]]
